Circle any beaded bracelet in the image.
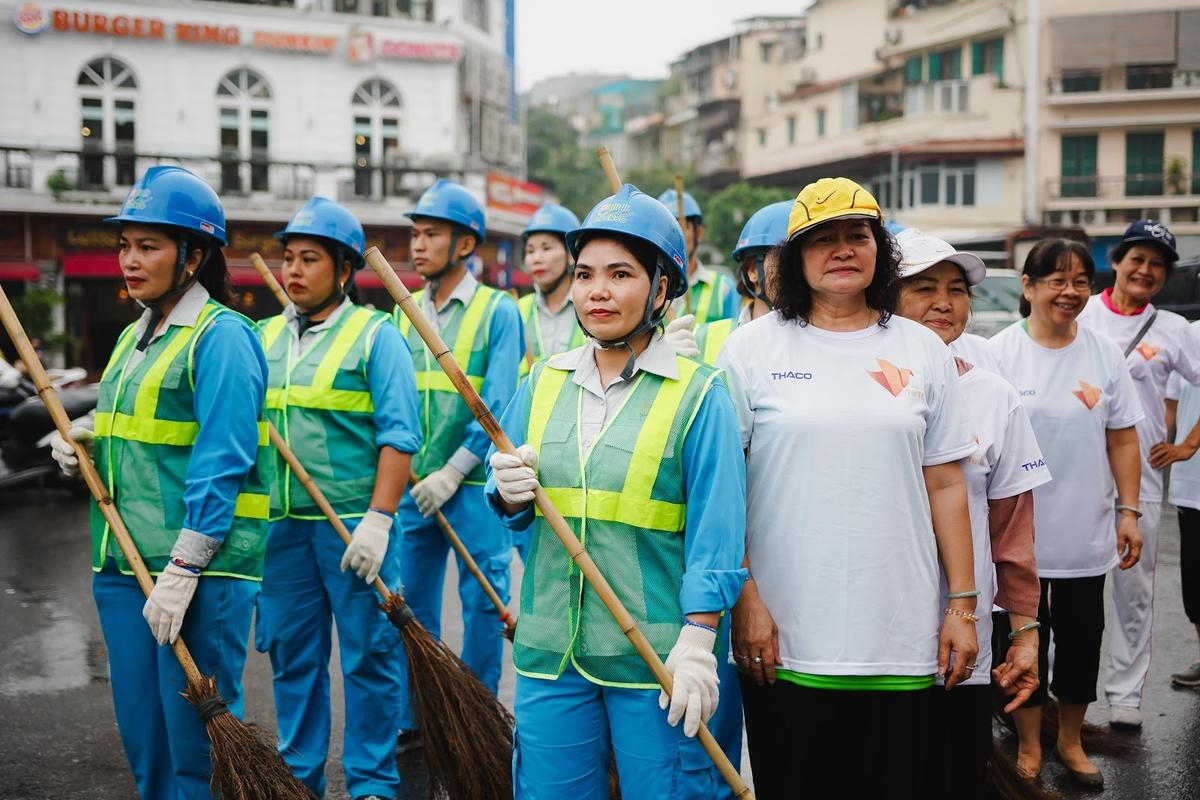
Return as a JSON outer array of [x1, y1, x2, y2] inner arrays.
[[944, 590, 980, 600], [684, 620, 718, 635], [1008, 621, 1041, 640], [944, 607, 979, 624]]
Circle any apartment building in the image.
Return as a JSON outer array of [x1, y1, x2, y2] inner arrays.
[[0, 0, 530, 370]]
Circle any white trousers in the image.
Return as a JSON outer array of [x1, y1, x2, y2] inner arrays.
[[1105, 500, 1162, 709]]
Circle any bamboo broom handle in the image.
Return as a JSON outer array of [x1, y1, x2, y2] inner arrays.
[[0, 286, 207, 683], [415, 473, 517, 638], [267, 423, 394, 601], [250, 253, 291, 308], [597, 147, 622, 194], [674, 174, 693, 316], [365, 248, 752, 799]]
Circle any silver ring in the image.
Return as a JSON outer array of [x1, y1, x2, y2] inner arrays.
[[965, 664, 977, 671], [752, 655, 764, 664]]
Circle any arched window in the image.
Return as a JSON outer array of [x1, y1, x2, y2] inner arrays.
[[351, 78, 401, 197], [217, 68, 272, 194], [77, 57, 137, 189]]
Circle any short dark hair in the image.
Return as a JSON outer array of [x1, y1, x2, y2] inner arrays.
[[1018, 238, 1094, 317], [1111, 240, 1178, 269], [771, 218, 899, 326]]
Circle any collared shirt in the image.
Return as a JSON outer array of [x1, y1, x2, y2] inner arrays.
[[281, 296, 353, 357], [548, 331, 679, 450], [424, 270, 480, 330], [532, 288, 579, 359], [485, 331, 747, 615], [674, 262, 739, 321], [120, 283, 269, 567]]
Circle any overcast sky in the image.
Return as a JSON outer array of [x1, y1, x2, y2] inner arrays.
[[514, 0, 812, 91]]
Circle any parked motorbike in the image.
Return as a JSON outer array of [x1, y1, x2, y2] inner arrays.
[[0, 367, 97, 492]]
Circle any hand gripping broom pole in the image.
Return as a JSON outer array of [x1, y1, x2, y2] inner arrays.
[[0, 285, 311, 800], [365, 248, 754, 800], [267, 424, 514, 800], [250, 251, 517, 641]]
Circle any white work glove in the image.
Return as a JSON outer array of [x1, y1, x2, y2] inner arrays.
[[664, 314, 699, 358], [490, 445, 539, 505], [658, 623, 719, 737], [142, 562, 200, 645], [340, 509, 392, 584], [49, 421, 95, 477], [410, 464, 466, 518]]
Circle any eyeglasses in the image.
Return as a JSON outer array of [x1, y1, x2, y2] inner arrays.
[[1038, 277, 1093, 292]]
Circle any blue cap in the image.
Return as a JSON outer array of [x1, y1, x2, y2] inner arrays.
[[1119, 220, 1178, 260], [105, 166, 226, 245], [523, 203, 581, 240], [732, 201, 792, 260], [276, 196, 366, 267], [656, 189, 702, 221], [408, 179, 486, 244], [567, 184, 688, 300]]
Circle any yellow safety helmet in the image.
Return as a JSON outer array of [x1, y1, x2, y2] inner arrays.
[[786, 177, 882, 241]]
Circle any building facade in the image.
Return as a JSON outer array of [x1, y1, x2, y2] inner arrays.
[[0, 0, 529, 371]]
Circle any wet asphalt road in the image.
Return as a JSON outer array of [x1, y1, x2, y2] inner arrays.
[[2, 489, 1199, 798]]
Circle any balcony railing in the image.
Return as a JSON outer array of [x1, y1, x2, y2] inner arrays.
[[1047, 66, 1200, 96], [1047, 173, 1200, 200], [0, 146, 472, 206]]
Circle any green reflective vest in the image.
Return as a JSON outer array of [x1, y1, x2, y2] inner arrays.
[[261, 305, 389, 520], [691, 271, 731, 324], [91, 301, 271, 579], [513, 355, 722, 687], [394, 285, 505, 485], [517, 292, 587, 379], [694, 318, 735, 366]]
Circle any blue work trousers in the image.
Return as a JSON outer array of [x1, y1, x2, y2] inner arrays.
[[256, 517, 403, 799], [512, 666, 721, 800], [396, 482, 511, 729], [92, 558, 256, 800], [710, 626, 744, 800]]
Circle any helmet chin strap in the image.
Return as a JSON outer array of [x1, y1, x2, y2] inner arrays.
[[576, 260, 669, 382], [426, 229, 466, 286], [538, 260, 571, 297], [136, 233, 208, 351], [746, 252, 771, 304]]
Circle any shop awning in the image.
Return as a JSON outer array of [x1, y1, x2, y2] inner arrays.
[[64, 252, 120, 278], [0, 262, 40, 281], [227, 262, 424, 290]]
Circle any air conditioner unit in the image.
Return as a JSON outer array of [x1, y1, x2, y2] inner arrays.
[[1080, 209, 1104, 225], [797, 66, 817, 85], [885, 27, 901, 45]]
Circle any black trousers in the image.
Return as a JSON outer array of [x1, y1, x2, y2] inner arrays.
[[1180, 507, 1200, 625], [1012, 575, 1107, 706], [739, 673, 933, 799], [927, 684, 992, 798]]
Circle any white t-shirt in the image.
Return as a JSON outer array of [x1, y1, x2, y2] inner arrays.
[[1078, 295, 1200, 502], [950, 332, 1000, 373], [719, 313, 974, 676], [1166, 324, 1200, 510], [990, 321, 1144, 577], [945, 364, 1051, 685]]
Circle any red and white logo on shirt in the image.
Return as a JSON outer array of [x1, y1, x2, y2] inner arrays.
[[867, 358, 912, 397], [1136, 342, 1159, 361], [1073, 380, 1103, 410]]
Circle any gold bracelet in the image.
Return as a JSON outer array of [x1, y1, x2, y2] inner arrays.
[[944, 607, 979, 624]]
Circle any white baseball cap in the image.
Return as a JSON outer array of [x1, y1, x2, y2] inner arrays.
[[895, 228, 986, 286]]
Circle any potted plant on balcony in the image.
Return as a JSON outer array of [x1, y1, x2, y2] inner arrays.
[[1167, 156, 1188, 195], [46, 169, 73, 200]]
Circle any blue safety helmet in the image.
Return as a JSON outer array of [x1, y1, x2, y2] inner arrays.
[[408, 178, 487, 245], [106, 165, 227, 245], [522, 203, 581, 241], [885, 219, 909, 237], [567, 184, 688, 301], [276, 196, 366, 268], [656, 188, 702, 222], [732, 201, 791, 260]]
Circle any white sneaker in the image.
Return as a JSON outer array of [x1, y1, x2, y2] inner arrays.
[[1109, 705, 1142, 729]]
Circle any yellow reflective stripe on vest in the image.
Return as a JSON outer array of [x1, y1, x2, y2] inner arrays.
[[312, 308, 375, 388], [519, 292, 542, 357], [133, 304, 221, 422], [264, 309, 379, 412], [701, 318, 734, 364], [268, 385, 373, 412], [527, 364, 567, 451], [234, 491, 270, 519], [102, 325, 138, 382], [693, 278, 715, 322], [541, 486, 686, 532], [260, 315, 288, 353], [401, 286, 495, 387], [94, 412, 198, 445]]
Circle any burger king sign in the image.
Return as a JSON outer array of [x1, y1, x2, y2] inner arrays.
[[13, 2, 48, 35]]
